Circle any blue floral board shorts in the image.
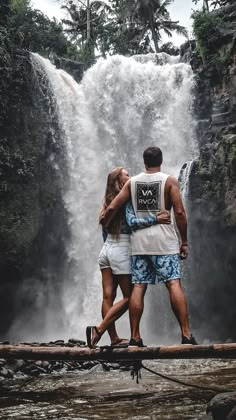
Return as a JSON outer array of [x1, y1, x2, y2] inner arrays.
[[131, 254, 181, 285]]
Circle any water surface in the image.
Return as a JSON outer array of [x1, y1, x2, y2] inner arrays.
[[0, 359, 236, 419]]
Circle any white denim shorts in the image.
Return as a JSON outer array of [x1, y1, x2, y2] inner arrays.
[[98, 234, 131, 275]]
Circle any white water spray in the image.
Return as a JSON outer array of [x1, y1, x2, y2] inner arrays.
[[11, 53, 197, 342]]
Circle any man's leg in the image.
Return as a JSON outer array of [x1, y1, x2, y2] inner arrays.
[[129, 283, 147, 341], [129, 255, 154, 343], [165, 279, 191, 339]]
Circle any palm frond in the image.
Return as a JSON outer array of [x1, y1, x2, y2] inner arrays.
[[160, 0, 173, 8], [90, 1, 112, 13], [163, 27, 172, 37]]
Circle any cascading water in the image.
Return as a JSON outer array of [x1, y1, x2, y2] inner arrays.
[[179, 159, 195, 204], [13, 53, 197, 342]]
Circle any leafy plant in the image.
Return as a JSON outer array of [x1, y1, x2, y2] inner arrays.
[[61, 0, 188, 57], [192, 0, 231, 11], [192, 10, 224, 61]]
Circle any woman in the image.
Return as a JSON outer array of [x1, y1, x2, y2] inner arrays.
[[86, 167, 167, 348]]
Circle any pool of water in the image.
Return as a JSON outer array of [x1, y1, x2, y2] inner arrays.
[[0, 359, 236, 419]]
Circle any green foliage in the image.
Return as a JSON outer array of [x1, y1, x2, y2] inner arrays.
[[76, 41, 95, 64], [192, 0, 230, 10], [192, 11, 224, 61], [159, 42, 179, 56], [62, 0, 187, 57], [0, 0, 78, 60], [10, 0, 30, 13], [11, 9, 78, 58]]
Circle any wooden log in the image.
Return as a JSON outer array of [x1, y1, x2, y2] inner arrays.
[[0, 343, 236, 362]]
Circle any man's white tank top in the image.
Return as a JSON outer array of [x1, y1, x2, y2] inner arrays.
[[130, 171, 179, 255]]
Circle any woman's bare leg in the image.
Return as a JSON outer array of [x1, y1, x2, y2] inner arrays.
[[100, 274, 132, 332], [92, 273, 132, 346], [101, 268, 120, 343]]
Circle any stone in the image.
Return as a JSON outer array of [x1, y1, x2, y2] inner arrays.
[[14, 360, 26, 371], [80, 361, 98, 370], [6, 369, 14, 378], [207, 392, 236, 420], [41, 361, 50, 369], [227, 405, 236, 420], [0, 367, 10, 377], [68, 338, 86, 346]]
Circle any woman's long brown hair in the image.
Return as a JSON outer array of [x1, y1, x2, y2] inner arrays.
[[99, 167, 126, 238]]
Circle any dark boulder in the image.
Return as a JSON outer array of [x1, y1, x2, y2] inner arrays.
[[207, 392, 236, 420]]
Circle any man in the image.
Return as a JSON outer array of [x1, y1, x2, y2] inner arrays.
[[102, 146, 197, 347]]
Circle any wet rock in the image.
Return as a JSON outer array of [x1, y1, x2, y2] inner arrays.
[[109, 363, 120, 370], [6, 369, 14, 378], [101, 362, 111, 371], [22, 362, 48, 376], [4, 359, 25, 372], [80, 361, 98, 370], [41, 361, 50, 369], [207, 392, 236, 420], [68, 338, 86, 346], [49, 340, 64, 345], [0, 367, 12, 378], [64, 342, 76, 347], [227, 405, 236, 420], [51, 361, 64, 371], [14, 360, 27, 371]]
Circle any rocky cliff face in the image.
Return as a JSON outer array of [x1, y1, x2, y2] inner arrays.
[[0, 50, 70, 336], [187, 3, 236, 342]]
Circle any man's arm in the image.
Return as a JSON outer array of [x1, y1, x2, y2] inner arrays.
[[168, 176, 188, 258], [100, 179, 131, 228]]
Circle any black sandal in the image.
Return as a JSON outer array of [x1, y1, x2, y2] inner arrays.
[[86, 326, 102, 348]]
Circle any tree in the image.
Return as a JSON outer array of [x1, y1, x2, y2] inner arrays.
[[192, 10, 224, 61], [0, 0, 78, 59], [192, 0, 230, 11], [10, 0, 30, 13], [159, 41, 179, 55], [61, 0, 110, 61], [60, 0, 187, 57], [62, 0, 110, 45], [125, 0, 187, 52]]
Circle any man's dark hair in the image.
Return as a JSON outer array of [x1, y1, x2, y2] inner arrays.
[[143, 147, 163, 167]]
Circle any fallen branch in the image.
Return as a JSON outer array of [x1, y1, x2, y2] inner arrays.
[[0, 343, 236, 362]]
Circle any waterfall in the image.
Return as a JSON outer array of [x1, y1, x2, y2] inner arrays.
[[13, 53, 197, 342], [179, 160, 195, 205]]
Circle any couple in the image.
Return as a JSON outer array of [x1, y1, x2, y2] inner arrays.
[[86, 146, 197, 348]]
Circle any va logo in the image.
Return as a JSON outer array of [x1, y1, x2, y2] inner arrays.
[[136, 181, 161, 211]]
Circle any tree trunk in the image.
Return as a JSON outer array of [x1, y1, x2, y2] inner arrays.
[[0, 343, 236, 361], [87, 0, 91, 42], [150, 17, 159, 53], [203, 0, 210, 12]]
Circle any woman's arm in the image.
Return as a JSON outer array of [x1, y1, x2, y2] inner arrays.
[[102, 228, 108, 242], [126, 201, 171, 230], [125, 201, 157, 230]]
